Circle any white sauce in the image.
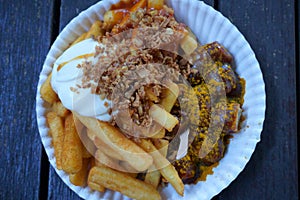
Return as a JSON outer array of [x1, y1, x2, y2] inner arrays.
[[51, 38, 112, 121]]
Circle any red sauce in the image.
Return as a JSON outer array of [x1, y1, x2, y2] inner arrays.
[[111, 0, 140, 10]]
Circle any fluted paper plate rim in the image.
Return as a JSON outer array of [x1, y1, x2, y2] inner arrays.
[[36, 0, 266, 199]]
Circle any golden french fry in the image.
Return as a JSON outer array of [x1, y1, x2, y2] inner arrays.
[[82, 148, 92, 158], [160, 81, 179, 112], [87, 129, 124, 161], [71, 32, 87, 46], [46, 112, 64, 169], [90, 157, 96, 168], [144, 164, 160, 188], [94, 159, 138, 178], [86, 128, 96, 140], [144, 139, 169, 188], [150, 127, 165, 139], [88, 166, 161, 200], [73, 115, 93, 158], [149, 104, 179, 132], [145, 87, 159, 103], [129, 0, 147, 11], [78, 127, 95, 158], [69, 158, 90, 186], [73, 114, 86, 134], [62, 114, 83, 174], [88, 166, 106, 193], [94, 149, 122, 170], [88, 182, 106, 193], [74, 113, 153, 172], [89, 183, 106, 192], [104, 9, 128, 28], [82, 143, 93, 158], [52, 101, 69, 117], [41, 73, 58, 104], [96, 140, 124, 160], [85, 21, 104, 39], [153, 139, 169, 156], [139, 139, 184, 196], [113, 110, 164, 138], [186, 27, 197, 41], [119, 161, 138, 177], [119, 0, 147, 26], [148, 0, 164, 10], [180, 34, 198, 55]]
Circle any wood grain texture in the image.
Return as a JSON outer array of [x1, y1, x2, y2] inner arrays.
[[47, 1, 99, 199], [217, 0, 298, 199], [59, 0, 100, 31], [45, 0, 298, 200], [202, 0, 214, 7], [0, 0, 54, 199]]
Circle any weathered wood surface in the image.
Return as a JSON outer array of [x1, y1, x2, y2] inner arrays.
[[0, 0, 54, 199], [0, 0, 298, 199], [217, 0, 298, 200], [47, 2, 100, 200]]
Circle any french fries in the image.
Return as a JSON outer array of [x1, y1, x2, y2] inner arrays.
[[78, 127, 95, 158], [149, 104, 179, 132], [87, 164, 106, 192], [71, 21, 104, 46], [69, 158, 90, 186], [41, 1, 204, 198], [85, 20, 104, 39], [186, 27, 197, 41], [82, 145, 93, 158], [180, 34, 198, 56], [145, 139, 169, 188], [119, 0, 147, 26], [71, 32, 87, 46], [88, 181, 106, 193], [145, 86, 159, 103], [94, 149, 122, 170], [119, 161, 139, 175], [74, 113, 153, 172], [41, 73, 58, 104], [153, 139, 169, 156], [130, 0, 147, 11], [52, 101, 69, 117], [46, 112, 64, 169], [104, 9, 129, 29], [88, 129, 126, 161], [150, 127, 165, 139], [160, 81, 179, 112], [144, 164, 160, 188], [61, 114, 83, 174], [88, 166, 161, 200], [139, 139, 184, 196], [148, 0, 164, 10]]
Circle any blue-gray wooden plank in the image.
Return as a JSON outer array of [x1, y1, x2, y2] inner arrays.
[[0, 0, 55, 199], [202, 0, 214, 7], [47, 2, 100, 199], [217, 1, 298, 199], [46, 0, 298, 199]]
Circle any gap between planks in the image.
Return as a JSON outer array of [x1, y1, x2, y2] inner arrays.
[[38, 0, 61, 199]]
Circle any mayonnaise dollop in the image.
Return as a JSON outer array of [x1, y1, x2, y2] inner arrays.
[[51, 38, 112, 121]]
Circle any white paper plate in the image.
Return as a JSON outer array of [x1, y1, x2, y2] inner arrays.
[[36, 0, 266, 199]]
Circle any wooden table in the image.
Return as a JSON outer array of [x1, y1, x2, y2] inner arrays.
[[0, 0, 298, 199]]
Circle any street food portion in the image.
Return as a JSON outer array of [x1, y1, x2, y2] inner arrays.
[[41, 0, 246, 199]]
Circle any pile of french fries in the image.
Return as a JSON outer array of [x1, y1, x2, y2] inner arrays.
[[40, 0, 200, 199], [42, 79, 183, 199]]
